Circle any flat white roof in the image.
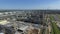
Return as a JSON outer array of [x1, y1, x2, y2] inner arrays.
[[0, 20, 9, 25]]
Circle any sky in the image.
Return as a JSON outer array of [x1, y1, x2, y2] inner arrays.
[[0, 0, 60, 9]]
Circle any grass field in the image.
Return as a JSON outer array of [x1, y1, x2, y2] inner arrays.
[[51, 22, 60, 34], [50, 16, 60, 34]]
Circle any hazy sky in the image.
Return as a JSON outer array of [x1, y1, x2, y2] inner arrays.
[[0, 0, 60, 9]]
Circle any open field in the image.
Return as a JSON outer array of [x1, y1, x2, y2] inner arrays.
[[50, 16, 60, 34]]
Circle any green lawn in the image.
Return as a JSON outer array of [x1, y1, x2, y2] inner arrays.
[[58, 15, 60, 19], [51, 22, 60, 34], [50, 16, 54, 20], [50, 16, 60, 34], [51, 28, 54, 34]]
